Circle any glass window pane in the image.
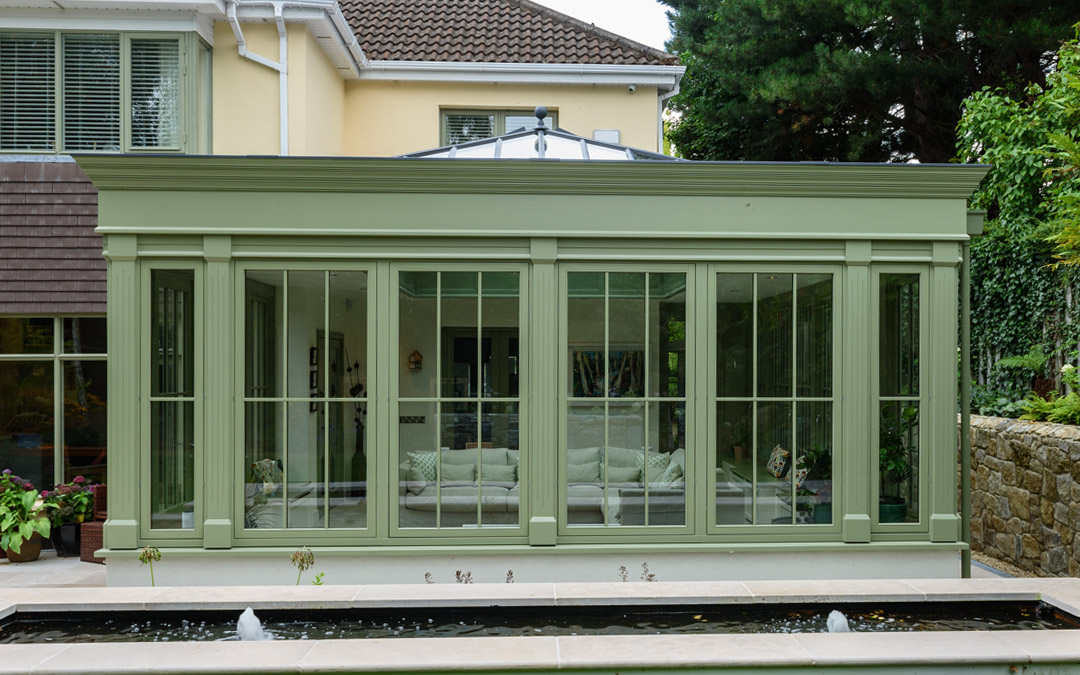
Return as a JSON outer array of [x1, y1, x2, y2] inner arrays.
[[327, 402, 367, 529], [287, 400, 324, 528], [440, 401, 478, 528], [62, 360, 106, 485], [716, 274, 752, 397], [329, 271, 368, 398], [796, 274, 832, 398], [480, 401, 519, 527], [880, 274, 920, 396], [716, 401, 752, 525], [149, 400, 194, 529], [0, 361, 54, 491], [151, 269, 194, 398], [608, 274, 645, 398], [756, 400, 792, 525], [566, 402, 604, 526], [63, 317, 106, 354], [644, 401, 685, 526], [568, 273, 607, 398], [245, 271, 283, 398], [441, 272, 478, 398], [399, 271, 437, 398], [244, 401, 283, 529], [606, 401, 645, 526], [0, 318, 53, 354], [129, 38, 180, 148], [795, 401, 832, 525], [650, 273, 686, 398], [445, 113, 494, 144], [287, 271, 325, 399], [481, 272, 519, 398], [757, 274, 793, 398], [399, 400, 438, 529], [62, 33, 120, 151], [880, 401, 918, 523], [0, 32, 56, 152]]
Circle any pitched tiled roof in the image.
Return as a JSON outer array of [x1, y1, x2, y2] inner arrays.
[[340, 0, 677, 66], [0, 159, 105, 314]]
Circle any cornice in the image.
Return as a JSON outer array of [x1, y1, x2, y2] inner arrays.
[[74, 155, 990, 200]]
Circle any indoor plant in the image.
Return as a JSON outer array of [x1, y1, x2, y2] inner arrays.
[[796, 444, 833, 524], [43, 476, 95, 557], [0, 470, 53, 562], [879, 404, 916, 523]]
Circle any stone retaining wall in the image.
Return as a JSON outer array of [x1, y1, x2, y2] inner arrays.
[[967, 415, 1080, 577]]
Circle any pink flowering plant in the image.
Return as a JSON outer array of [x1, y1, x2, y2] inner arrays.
[[0, 469, 53, 555], [42, 476, 95, 527]]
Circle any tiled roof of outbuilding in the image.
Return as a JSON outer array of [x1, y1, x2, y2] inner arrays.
[[340, 0, 678, 66], [0, 159, 105, 314]]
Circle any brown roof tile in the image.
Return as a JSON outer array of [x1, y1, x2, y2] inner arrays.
[[0, 160, 105, 314], [341, 0, 677, 65]]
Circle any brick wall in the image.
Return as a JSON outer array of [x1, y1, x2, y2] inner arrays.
[[0, 157, 105, 314]]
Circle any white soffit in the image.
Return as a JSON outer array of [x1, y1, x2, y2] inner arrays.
[[362, 61, 686, 95], [0, 2, 223, 43], [230, 2, 367, 79]]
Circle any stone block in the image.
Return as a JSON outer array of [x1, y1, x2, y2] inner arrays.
[[1022, 470, 1041, 492], [1047, 547, 1067, 573], [1022, 534, 1040, 559], [1006, 487, 1030, 520], [1055, 502, 1068, 524], [1046, 447, 1066, 473], [1071, 461, 1080, 484], [1057, 473, 1071, 500], [976, 465, 990, 486], [1006, 517, 1023, 535], [987, 470, 1003, 494], [1041, 471, 1058, 501], [1041, 501, 1055, 527], [992, 514, 1007, 533], [1069, 503, 1080, 530], [1002, 462, 1017, 486], [1041, 526, 1062, 548], [971, 518, 983, 542], [995, 533, 1013, 558]]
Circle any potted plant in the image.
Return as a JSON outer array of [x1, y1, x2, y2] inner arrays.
[[879, 404, 916, 523], [796, 444, 833, 523], [0, 470, 53, 562], [43, 476, 95, 557]]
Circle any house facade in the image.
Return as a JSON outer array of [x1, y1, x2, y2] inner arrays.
[[0, 0, 682, 497]]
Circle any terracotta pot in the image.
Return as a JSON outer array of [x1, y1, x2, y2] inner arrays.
[[4, 533, 43, 563]]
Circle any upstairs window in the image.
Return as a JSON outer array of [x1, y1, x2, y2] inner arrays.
[[0, 31, 192, 153], [441, 109, 557, 146]]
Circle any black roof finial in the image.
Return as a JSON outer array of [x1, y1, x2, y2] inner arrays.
[[534, 105, 548, 129]]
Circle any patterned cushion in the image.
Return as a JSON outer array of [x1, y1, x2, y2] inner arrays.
[[766, 445, 790, 478], [635, 451, 669, 478], [408, 452, 438, 481], [651, 458, 683, 486]]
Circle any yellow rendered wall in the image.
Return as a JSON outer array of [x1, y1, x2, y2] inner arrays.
[[212, 21, 280, 155], [288, 25, 345, 156], [212, 22, 346, 156], [344, 81, 660, 157]]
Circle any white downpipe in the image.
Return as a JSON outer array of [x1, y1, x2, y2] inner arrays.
[[227, 0, 289, 155], [657, 81, 680, 154]]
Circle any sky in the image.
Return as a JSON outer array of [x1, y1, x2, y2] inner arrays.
[[531, 0, 674, 52]]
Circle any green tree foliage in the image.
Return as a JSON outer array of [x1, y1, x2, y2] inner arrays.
[[662, 0, 1079, 163], [957, 31, 1080, 408]]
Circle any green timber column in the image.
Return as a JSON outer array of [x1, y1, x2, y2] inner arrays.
[[842, 241, 872, 542], [930, 242, 962, 543], [202, 236, 233, 548], [529, 238, 558, 545], [103, 234, 140, 549]]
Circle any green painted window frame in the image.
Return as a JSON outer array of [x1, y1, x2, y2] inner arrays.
[[0, 29, 204, 154], [389, 262, 531, 542], [0, 315, 107, 488], [871, 266, 929, 533], [141, 262, 203, 541], [439, 108, 558, 146], [706, 265, 843, 538], [557, 263, 696, 539], [232, 262, 377, 542]]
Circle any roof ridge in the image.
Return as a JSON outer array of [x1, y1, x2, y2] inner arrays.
[[510, 0, 676, 63]]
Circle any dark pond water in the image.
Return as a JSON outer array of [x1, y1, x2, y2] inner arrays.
[[2, 602, 1077, 644]]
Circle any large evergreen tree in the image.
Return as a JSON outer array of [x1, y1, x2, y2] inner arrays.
[[662, 1, 1079, 163]]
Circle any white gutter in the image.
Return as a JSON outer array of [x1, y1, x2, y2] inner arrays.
[[363, 60, 685, 93]]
